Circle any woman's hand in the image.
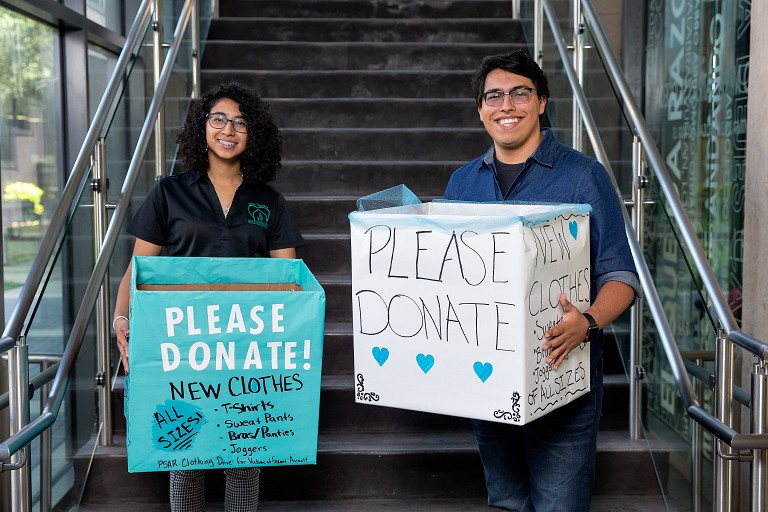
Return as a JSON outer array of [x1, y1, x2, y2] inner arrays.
[[114, 316, 130, 373]]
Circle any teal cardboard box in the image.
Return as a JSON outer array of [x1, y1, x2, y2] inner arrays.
[[125, 256, 325, 473]]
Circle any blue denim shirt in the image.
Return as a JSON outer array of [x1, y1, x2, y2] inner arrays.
[[444, 129, 640, 364]]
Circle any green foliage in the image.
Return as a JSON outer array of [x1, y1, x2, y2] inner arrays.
[[3, 181, 44, 215], [0, 8, 54, 108]]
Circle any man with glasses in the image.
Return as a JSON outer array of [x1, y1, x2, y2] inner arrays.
[[444, 51, 640, 511]]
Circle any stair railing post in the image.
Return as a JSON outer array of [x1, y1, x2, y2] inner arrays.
[[8, 335, 30, 512], [692, 355, 703, 512], [751, 360, 768, 512], [571, 0, 584, 152], [533, 0, 543, 67], [153, 0, 167, 179], [191, 0, 201, 99], [629, 135, 645, 441], [38, 360, 52, 512], [715, 329, 734, 512], [92, 138, 112, 447]]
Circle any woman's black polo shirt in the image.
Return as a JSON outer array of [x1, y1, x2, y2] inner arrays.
[[128, 170, 304, 257]]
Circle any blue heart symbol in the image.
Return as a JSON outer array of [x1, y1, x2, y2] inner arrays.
[[569, 221, 578, 240], [416, 353, 435, 374], [473, 362, 493, 383], [372, 346, 389, 366]]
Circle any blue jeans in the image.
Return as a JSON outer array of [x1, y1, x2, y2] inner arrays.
[[470, 364, 603, 512]]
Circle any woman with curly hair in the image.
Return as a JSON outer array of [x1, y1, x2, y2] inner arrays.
[[112, 82, 303, 512]]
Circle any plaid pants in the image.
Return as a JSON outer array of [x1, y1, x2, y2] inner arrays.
[[169, 468, 260, 512]]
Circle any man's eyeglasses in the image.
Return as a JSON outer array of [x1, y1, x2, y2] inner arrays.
[[481, 87, 537, 107], [207, 113, 247, 133]]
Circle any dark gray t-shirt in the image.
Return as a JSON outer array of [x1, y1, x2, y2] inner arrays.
[[493, 158, 526, 198]]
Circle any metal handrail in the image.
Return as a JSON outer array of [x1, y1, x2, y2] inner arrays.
[[0, 0, 196, 461], [0, 0, 154, 355], [540, 0, 768, 450]]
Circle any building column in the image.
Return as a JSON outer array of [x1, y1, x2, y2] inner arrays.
[[743, 1, 768, 352], [742, 1, 768, 508]]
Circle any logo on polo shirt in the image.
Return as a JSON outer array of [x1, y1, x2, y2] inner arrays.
[[247, 203, 270, 228]]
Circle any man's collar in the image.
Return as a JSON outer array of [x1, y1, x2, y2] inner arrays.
[[531, 128, 557, 168], [482, 146, 496, 167], [483, 128, 557, 169]]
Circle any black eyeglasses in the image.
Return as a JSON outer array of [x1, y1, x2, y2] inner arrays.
[[207, 113, 247, 133], [481, 87, 537, 107]]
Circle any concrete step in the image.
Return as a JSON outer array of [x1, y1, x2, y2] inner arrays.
[[317, 273, 353, 322], [280, 127, 619, 163], [273, 161, 457, 198], [203, 70, 476, 98], [219, 0, 517, 19], [299, 234, 352, 275], [269, 98, 478, 128], [209, 17, 524, 43], [202, 41, 526, 71], [268, 96, 624, 130], [78, 431, 662, 505], [287, 196, 357, 232], [280, 128, 490, 161]]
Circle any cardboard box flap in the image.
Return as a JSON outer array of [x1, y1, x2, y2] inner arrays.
[[137, 283, 303, 291], [132, 256, 322, 293], [349, 201, 592, 231]]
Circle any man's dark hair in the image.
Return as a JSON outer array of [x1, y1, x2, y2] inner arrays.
[[471, 50, 550, 107], [176, 81, 282, 185]]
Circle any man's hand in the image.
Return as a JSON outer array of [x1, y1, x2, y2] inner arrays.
[[541, 294, 589, 370]]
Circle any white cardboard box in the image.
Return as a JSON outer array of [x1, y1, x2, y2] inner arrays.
[[349, 201, 592, 424]]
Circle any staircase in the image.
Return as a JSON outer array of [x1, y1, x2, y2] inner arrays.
[[79, 1, 664, 510]]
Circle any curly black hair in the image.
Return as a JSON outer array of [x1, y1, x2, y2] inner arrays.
[[175, 81, 282, 185], [471, 50, 550, 108]]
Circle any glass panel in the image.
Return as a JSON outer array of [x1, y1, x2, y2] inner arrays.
[[163, 1, 197, 176], [640, 0, 750, 503], [88, 45, 118, 122], [643, 0, 747, 327], [639, 171, 717, 511], [100, 32, 154, 356], [579, 29, 635, 197], [3, 150, 97, 512], [199, 0, 215, 42], [517, 0, 573, 145], [160, 0, 215, 176], [99, 0, 216, 381], [0, 7, 62, 321]]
